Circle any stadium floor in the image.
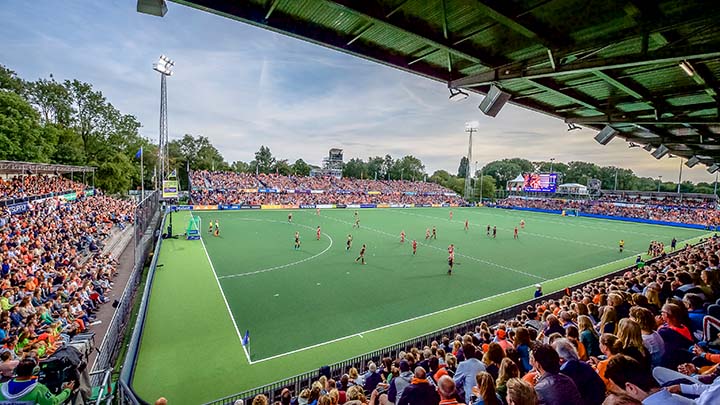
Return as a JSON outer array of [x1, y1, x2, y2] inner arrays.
[[132, 207, 707, 404]]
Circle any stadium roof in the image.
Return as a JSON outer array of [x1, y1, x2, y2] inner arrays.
[[0, 161, 95, 175], [157, 1, 720, 168]]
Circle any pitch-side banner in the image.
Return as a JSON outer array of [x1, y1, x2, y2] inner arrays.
[[162, 180, 179, 199]]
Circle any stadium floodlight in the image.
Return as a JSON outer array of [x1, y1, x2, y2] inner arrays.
[[679, 61, 695, 77], [154, 55, 174, 76], [448, 87, 469, 102], [686, 156, 701, 168], [708, 164, 720, 174], [464, 122, 479, 200], [137, 0, 168, 17], [651, 144, 670, 159], [643, 144, 653, 152]]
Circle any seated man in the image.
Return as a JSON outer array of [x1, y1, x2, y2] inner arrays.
[[0, 358, 74, 404]]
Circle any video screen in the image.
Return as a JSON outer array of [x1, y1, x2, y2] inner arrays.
[[523, 173, 557, 192]]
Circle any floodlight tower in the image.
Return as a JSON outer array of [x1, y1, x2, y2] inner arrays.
[[464, 121, 479, 200], [154, 55, 174, 183]]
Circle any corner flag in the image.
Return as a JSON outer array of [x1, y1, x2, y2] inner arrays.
[[242, 330, 250, 346]]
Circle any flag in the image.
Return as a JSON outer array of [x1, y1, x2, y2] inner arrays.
[[242, 330, 250, 346], [169, 169, 177, 178], [134, 147, 142, 159]]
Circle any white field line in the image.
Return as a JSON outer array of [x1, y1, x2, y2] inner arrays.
[[319, 212, 546, 281], [196, 216, 251, 363], [217, 219, 333, 279], [396, 210, 617, 250]]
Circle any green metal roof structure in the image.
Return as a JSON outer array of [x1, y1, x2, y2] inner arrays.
[[152, 0, 720, 169]]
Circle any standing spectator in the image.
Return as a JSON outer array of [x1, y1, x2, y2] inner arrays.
[[530, 344, 582, 405], [454, 345, 487, 404]]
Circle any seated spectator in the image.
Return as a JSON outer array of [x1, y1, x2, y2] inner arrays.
[[470, 371, 501, 405], [436, 376, 463, 405], [658, 303, 694, 370], [397, 367, 438, 405], [552, 338, 604, 405], [530, 344, 582, 405], [505, 378, 538, 405], [629, 306, 665, 368], [604, 355, 694, 404], [454, 344, 487, 404]]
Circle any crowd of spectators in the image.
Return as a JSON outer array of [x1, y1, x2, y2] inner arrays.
[[245, 236, 720, 405], [190, 171, 464, 206], [496, 197, 720, 226], [0, 175, 86, 202], [0, 179, 133, 371]]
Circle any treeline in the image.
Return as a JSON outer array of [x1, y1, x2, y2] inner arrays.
[[479, 158, 716, 194]]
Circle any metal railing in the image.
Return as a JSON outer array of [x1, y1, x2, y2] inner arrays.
[[90, 191, 161, 387]]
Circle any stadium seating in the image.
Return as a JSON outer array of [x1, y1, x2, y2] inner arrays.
[[0, 175, 86, 202], [496, 197, 720, 227], [0, 176, 133, 365], [190, 171, 465, 206]]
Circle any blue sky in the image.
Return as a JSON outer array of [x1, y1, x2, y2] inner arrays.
[[0, 0, 715, 183]]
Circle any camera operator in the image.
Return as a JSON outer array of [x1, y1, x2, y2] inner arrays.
[[0, 358, 74, 404]]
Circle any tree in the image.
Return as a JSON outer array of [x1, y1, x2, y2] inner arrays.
[[458, 156, 469, 178], [475, 175, 496, 199], [272, 159, 292, 175], [291, 159, 311, 176], [254, 145, 275, 174], [342, 158, 366, 179], [231, 160, 251, 173], [26, 76, 72, 125], [481, 160, 523, 188], [0, 91, 52, 162], [564, 161, 601, 185], [366, 156, 385, 180], [0, 65, 24, 94]]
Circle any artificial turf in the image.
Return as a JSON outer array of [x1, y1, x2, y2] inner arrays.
[[132, 207, 707, 404]]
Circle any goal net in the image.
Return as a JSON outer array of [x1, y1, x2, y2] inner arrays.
[[187, 215, 201, 240], [562, 208, 579, 217]]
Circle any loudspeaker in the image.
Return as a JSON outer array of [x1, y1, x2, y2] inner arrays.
[[686, 156, 700, 168], [478, 85, 511, 117], [651, 144, 670, 159], [594, 126, 618, 145]]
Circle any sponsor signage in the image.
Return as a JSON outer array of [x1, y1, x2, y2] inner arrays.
[[261, 204, 283, 210], [377, 203, 390, 208], [317, 204, 335, 209], [193, 205, 217, 210], [299, 204, 316, 209], [360, 204, 376, 208], [310, 190, 324, 194], [7, 202, 29, 215], [347, 204, 361, 208], [162, 180, 178, 199], [367, 191, 381, 195], [335, 204, 347, 208], [173, 205, 194, 211]]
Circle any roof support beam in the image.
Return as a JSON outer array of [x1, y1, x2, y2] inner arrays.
[[474, 1, 570, 49], [566, 116, 720, 125], [264, 0, 280, 20], [451, 46, 720, 88], [591, 71, 644, 100], [322, 0, 505, 67], [528, 78, 602, 111]]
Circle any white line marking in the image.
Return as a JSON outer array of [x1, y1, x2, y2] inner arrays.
[[195, 213, 251, 364], [216, 219, 334, 279], [321, 212, 545, 281]]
